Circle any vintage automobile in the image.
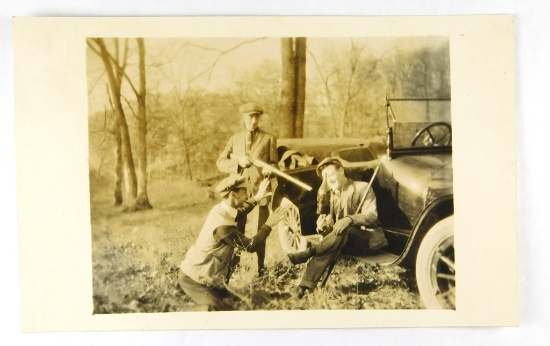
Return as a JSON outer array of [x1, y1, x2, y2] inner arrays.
[[271, 97, 455, 309]]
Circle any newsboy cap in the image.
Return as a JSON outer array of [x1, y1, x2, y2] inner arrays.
[[215, 175, 252, 197], [239, 102, 264, 116], [316, 157, 344, 177]]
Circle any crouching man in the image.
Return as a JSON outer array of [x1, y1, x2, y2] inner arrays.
[[178, 175, 287, 311], [287, 157, 388, 298]]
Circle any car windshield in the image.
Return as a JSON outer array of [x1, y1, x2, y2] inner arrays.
[[387, 99, 452, 149]]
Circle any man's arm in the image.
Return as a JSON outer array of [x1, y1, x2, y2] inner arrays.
[[215, 224, 272, 253], [348, 186, 378, 226], [216, 135, 240, 174], [333, 183, 378, 235], [215, 203, 287, 252]]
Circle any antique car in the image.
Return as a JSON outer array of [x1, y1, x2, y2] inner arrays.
[[271, 97, 455, 309]]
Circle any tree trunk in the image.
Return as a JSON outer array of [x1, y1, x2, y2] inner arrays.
[[280, 38, 296, 138], [96, 38, 138, 209], [135, 38, 152, 209], [294, 37, 306, 138], [183, 139, 193, 180], [179, 125, 193, 180], [113, 123, 123, 206]]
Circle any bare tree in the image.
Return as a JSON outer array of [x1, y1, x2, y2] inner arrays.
[[88, 38, 138, 209], [280, 38, 295, 138], [130, 38, 152, 209], [294, 38, 307, 138], [104, 85, 124, 205], [88, 37, 155, 210], [281, 37, 307, 138], [380, 42, 450, 99], [309, 40, 376, 137]]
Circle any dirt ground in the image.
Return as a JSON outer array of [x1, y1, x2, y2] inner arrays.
[[90, 173, 424, 313]]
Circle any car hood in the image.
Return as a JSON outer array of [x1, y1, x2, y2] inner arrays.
[[381, 154, 453, 201]]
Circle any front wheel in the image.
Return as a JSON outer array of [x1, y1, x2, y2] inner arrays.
[[415, 216, 456, 309], [277, 198, 308, 254]]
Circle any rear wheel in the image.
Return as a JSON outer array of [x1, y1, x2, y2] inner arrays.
[[415, 216, 455, 309], [277, 198, 308, 254]]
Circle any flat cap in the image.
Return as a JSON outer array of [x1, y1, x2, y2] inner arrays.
[[316, 157, 344, 177], [215, 175, 252, 197], [239, 102, 264, 116]]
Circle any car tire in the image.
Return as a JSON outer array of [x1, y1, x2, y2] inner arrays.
[[277, 198, 308, 254], [415, 215, 455, 309]]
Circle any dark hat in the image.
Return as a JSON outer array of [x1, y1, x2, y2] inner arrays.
[[239, 102, 264, 116], [215, 175, 252, 197], [316, 157, 344, 177]]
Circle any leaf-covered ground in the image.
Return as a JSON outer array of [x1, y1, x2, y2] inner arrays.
[[90, 173, 424, 313]]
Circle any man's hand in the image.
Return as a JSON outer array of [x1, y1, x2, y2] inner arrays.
[[261, 165, 272, 177], [333, 216, 353, 235], [265, 206, 290, 228], [238, 156, 253, 168], [253, 178, 272, 201], [316, 214, 334, 235]]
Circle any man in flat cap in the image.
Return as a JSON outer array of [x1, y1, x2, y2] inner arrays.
[[216, 102, 278, 276], [287, 157, 388, 298], [178, 175, 287, 311]]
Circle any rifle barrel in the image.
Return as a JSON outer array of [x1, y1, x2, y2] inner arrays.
[[230, 154, 313, 191]]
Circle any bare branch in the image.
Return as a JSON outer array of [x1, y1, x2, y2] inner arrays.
[[87, 69, 106, 96], [86, 38, 101, 56], [122, 94, 137, 119], [309, 50, 338, 136], [188, 38, 268, 85], [152, 37, 267, 68], [105, 81, 118, 134], [123, 72, 139, 97], [96, 38, 140, 98]]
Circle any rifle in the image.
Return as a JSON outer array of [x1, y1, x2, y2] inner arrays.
[[230, 153, 313, 191], [354, 165, 380, 214]]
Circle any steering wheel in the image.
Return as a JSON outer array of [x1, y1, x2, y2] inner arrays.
[[411, 122, 452, 147]]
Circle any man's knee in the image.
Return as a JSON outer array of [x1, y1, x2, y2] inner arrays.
[[315, 230, 348, 255]]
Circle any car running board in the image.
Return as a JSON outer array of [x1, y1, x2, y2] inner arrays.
[[349, 251, 399, 266]]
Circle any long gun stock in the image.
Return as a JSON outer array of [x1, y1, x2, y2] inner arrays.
[[230, 154, 313, 191]]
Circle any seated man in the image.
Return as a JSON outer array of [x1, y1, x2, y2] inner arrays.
[[287, 157, 388, 297], [178, 175, 287, 311]]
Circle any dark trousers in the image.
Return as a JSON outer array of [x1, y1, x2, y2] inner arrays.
[[178, 270, 234, 311], [299, 226, 373, 289], [256, 205, 269, 272], [235, 205, 269, 275]]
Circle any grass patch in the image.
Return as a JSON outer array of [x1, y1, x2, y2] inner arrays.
[[90, 174, 423, 313]]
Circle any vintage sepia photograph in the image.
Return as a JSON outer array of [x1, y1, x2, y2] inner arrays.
[[86, 36, 454, 312], [14, 16, 518, 332]]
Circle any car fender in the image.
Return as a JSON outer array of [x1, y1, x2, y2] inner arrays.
[[397, 194, 454, 265]]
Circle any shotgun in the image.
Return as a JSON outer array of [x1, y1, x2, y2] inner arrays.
[[230, 153, 313, 191]]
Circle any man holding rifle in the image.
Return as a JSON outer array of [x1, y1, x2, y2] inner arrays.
[[216, 102, 278, 276], [287, 157, 388, 298]]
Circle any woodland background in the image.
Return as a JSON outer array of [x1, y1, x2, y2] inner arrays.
[[87, 37, 450, 204], [87, 36, 450, 312]]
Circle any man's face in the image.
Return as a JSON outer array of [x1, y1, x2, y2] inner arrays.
[[242, 113, 260, 131], [232, 187, 249, 207], [322, 165, 346, 191]]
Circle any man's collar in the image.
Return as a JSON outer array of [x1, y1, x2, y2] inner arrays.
[[220, 200, 238, 219]]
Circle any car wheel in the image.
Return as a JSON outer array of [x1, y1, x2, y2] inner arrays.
[[277, 198, 308, 254], [415, 215, 455, 309]]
